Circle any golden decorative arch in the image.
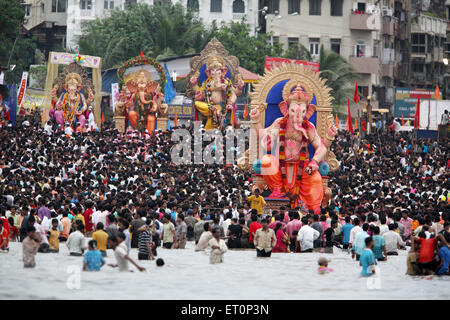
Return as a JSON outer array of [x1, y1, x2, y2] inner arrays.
[[52, 62, 95, 99], [185, 37, 242, 99], [240, 63, 339, 173]]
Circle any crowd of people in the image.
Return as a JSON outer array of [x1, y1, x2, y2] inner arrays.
[[0, 112, 449, 277]]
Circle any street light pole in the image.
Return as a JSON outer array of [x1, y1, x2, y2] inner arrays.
[[367, 96, 372, 135]]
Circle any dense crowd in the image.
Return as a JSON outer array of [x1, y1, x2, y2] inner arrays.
[[0, 112, 449, 276]]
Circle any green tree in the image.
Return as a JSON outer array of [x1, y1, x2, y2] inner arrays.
[[317, 45, 360, 106], [78, 2, 212, 69], [212, 20, 283, 75], [283, 43, 312, 61], [0, 0, 36, 83]]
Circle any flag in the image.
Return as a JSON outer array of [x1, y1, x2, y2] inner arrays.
[[167, 118, 171, 131], [174, 112, 178, 127], [230, 106, 235, 127], [347, 99, 353, 134], [433, 85, 441, 100], [101, 112, 105, 123], [34, 98, 37, 111], [353, 82, 360, 104], [243, 103, 248, 120], [414, 98, 420, 129], [140, 50, 144, 58], [335, 113, 339, 129], [354, 117, 358, 130], [401, 114, 405, 126], [164, 64, 176, 104]]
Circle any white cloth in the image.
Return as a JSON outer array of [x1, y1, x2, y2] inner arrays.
[[92, 210, 106, 229], [87, 112, 98, 131], [297, 225, 320, 252], [34, 223, 48, 245], [66, 230, 87, 254], [380, 225, 389, 236], [208, 238, 228, 264], [195, 231, 213, 251], [383, 230, 405, 253], [349, 225, 362, 244], [114, 241, 129, 272]]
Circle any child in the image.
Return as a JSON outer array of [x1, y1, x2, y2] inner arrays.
[[317, 257, 334, 274], [48, 219, 60, 253], [83, 240, 105, 272], [8, 217, 19, 242], [23, 226, 41, 268]]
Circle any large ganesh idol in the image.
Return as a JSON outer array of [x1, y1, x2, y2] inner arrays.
[[115, 56, 168, 134], [49, 64, 95, 129], [186, 37, 244, 130], [238, 64, 339, 213]]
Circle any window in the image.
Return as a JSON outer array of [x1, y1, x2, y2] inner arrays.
[[373, 39, 379, 57], [41, 3, 45, 14], [288, 37, 299, 48], [210, 0, 222, 12], [330, 39, 341, 54], [288, 0, 300, 14], [52, 0, 67, 13], [330, 0, 342, 16], [187, 0, 199, 11], [272, 36, 279, 44], [357, 2, 366, 13], [355, 42, 366, 57], [412, 34, 425, 53], [104, 1, 114, 9], [309, 38, 320, 55], [25, 4, 31, 16], [358, 86, 368, 99], [412, 63, 424, 73], [309, 0, 321, 15], [81, 0, 92, 10], [266, 0, 280, 14], [233, 0, 245, 13]]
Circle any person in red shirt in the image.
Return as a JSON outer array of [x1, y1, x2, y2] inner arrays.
[[0, 209, 10, 242], [414, 231, 450, 274], [248, 214, 262, 249], [82, 201, 95, 237], [0, 220, 9, 251]]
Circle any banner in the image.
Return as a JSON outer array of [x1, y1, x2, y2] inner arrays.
[[394, 87, 439, 118], [22, 92, 45, 110], [265, 57, 320, 72], [4, 85, 17, 128], [50, 52, 101, 69], [0, 72, 4, 85], [16, 72, 28, 109], [168, 104, 193, 119], [111, 83, 119, 111]]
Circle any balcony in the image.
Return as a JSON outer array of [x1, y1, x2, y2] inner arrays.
[[349, 56, 379, 74], [432, 47, 444, 62], [382, 17, 397, 35], [381, 62, 394, 78], [411, 14, 447, 36], [349, 13, 381, 31]]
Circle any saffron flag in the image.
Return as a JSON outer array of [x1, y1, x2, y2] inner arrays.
[[433, 85, 441, 100], [230, 107, 235, 127], [243, 103, 248, 120], [401, 114, 405, 126], [347, 99, 353, 134], [34, 98, 37, 111], [354, 117, 358, 130], [101, 112, 105, 123], [353, 82, 360, 104], [174, 112, 178, 127], [140, 50, 144, 58], [414, 98, 420, 129], [335, 113, 339, 129]]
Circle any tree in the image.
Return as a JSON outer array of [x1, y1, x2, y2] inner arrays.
[[283, 43, 312, 61], [317, 45, 360, 106], [0, 0, 36, 83], [78, 2, 213, 69], [213, 20, 283, 75]]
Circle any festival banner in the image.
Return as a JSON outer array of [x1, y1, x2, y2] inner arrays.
[[394, 87, 439, 118], [0, 72, 4, 85], [168, 104, 193, 119], [111, 83, 119, 111], [16, 72, 28, 109], [50, 52, 101, 69], [265, 57, 320, 72], [22, 92, 45, 110], [4, 84, 17, 128]]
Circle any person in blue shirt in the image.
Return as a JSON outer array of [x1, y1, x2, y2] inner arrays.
[[436, 245, 450, 276], [83, 240, 105, 271], [371, 226, 387, 261], [340, 216, 354, 250], [352, 223, 370, 261], [360, 237, 377, 277]]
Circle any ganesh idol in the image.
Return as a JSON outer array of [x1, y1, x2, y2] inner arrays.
[[50, 72, 94, 129], [190, 55, 244, 130], [116, 70, 168, 134], [250, 84, 337, 214]]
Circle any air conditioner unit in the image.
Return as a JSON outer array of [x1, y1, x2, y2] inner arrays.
[[382, 8, 392, 17]]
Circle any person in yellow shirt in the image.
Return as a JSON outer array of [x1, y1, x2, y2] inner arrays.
[[92, 222, 109, 257], [48, 219, 60, 253], [247, 189, 266, 215]]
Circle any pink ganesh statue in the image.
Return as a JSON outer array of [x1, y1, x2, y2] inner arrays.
[[250, 84, 337, 213], [49, 72, 94, 130]]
